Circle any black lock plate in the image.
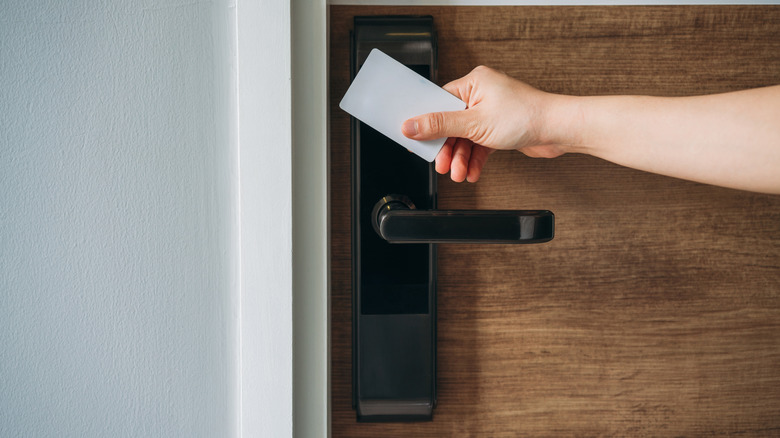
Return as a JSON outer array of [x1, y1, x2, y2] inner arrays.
[[351, 15, 438, 422]]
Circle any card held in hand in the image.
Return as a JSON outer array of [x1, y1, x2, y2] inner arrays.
[[339, 49, 467, 162]]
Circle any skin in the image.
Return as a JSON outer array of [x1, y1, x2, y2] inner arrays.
[[401, 66, 780, 194]]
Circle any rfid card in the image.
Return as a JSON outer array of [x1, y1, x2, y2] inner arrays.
[[339, 49, 467, 162]]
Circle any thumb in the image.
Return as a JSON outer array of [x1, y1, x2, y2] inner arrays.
[[402, 110, 475, 141]]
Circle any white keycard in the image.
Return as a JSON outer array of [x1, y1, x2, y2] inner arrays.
[[339, 49, 467, 162]]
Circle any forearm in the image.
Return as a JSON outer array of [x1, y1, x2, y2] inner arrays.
[[550, 86, 780, 194]]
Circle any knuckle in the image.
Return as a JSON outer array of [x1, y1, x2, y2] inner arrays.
[[427, 112, 444, 134], [471, 65, 492, 77], [464, 118, 482, 142]]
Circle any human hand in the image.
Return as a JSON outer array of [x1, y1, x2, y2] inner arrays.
[[401, 66, 572, 182]]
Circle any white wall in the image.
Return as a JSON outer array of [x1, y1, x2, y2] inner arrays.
[[0, 1, 238, 436]]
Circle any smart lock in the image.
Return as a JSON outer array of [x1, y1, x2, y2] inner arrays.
[[350, 16, 554, 422]]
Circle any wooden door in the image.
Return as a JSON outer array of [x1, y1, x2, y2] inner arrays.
[[330, 6, 780, 436]]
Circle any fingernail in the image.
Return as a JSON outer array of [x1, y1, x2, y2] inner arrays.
[[402, 119, 418, 136]]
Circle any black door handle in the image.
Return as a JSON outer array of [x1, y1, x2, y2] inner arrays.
[[372, 195, 554, 244]]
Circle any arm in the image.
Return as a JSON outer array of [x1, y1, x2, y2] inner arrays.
[[571, 88, 780, 194], [402, 66, 780, 194]]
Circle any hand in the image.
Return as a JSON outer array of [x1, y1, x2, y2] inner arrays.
[[401, 66, 570, 182]]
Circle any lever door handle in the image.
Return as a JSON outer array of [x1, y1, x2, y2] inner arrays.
[[372, 195, 555, 244]]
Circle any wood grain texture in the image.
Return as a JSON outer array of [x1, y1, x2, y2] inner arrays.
[[330, 6, 780, 436]]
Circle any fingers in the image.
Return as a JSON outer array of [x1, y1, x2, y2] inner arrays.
[[435, 138, 455, 175], [434, 140, 494, 183], [402, 109, 475, 142], [466, 145, 494, 183], [450, 138, 472, 182]]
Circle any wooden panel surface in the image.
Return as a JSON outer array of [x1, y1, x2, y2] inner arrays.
[[330, 6, 780, 436]]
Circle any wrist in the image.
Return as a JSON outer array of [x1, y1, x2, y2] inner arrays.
[[537, 93, 589, 155]]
